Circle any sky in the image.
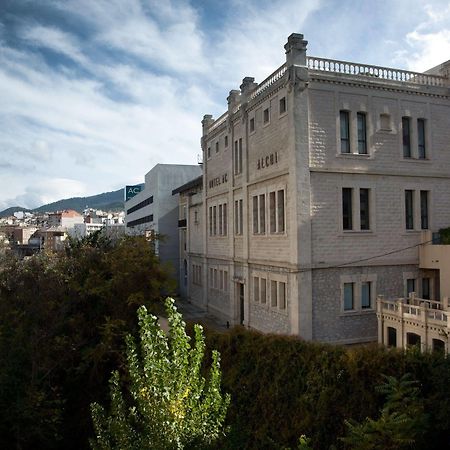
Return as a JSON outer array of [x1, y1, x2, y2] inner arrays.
[[0, 0, 449, 210]]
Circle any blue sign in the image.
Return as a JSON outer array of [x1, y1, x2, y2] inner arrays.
[[125, 185, 142, 201]]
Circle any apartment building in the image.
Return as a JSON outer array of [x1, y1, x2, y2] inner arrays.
[[125, 164, 201, 286], [189, 33, 450, 344]]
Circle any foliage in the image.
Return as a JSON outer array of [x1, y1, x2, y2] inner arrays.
[[438, 227, 450, 245], [90, 298, 230, 450], [341, 373, 427, 449], [0, 235, 174, 449], [205, 328, 450, 450]]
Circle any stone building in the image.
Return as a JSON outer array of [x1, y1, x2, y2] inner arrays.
[[189, 33, 450, 344]]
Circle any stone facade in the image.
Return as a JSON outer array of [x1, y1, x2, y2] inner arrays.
[[188, 33, 450, 344]]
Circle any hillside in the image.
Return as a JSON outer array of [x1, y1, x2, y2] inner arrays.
[[0, 187, 138, 217]]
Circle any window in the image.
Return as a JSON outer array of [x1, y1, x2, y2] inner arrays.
[[402, 117, 411, 158], [223, 203, 227, 235], [405, 190, 414, 230], [340, 111, 350, 153], [192, 264, 202, 285], [260, 278, 266, 304], [253, 277, 260, 302], [234, 199, 243, 235], [218, 204, 223, 235], [213, 205, 217, 235], [225, 135, 228, 147], [234, 139, 243, 174], [271, 280, 277, 307], [343, 282, 354, 310], [263, 108, 270, 124], [422, 278, 430, 300], [417, 119, 426, 159], [420, 190, 429, 230], [406, 278, 416, 296], [359, 188, 370, 230], [361, 282, 371, 309], [208, 207, 213, 236], [342, 188, 353, 230], [215, 141, 219, 153], [252, 194, 266, 234], [250, 117, 255, 132], [357, 112, 367, 154], [278, 282, 286, 309], [207, 147, 211, 159], [279, 97, 287, 115], [269, 189, 285, 234]]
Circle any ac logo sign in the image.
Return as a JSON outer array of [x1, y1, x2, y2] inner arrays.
[[125, 185, 143, 201]]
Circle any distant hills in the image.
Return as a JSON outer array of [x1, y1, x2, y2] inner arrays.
[[0, 187, 139, 217]]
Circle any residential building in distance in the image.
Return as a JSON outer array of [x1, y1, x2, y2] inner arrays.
[[185, 33, 449, 344], [125, 164, 202, 287], [48, 209, 84, 228]]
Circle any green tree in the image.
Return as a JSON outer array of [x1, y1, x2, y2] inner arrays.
[[341, 373, 427, 450], [90, 298, 230, 450]]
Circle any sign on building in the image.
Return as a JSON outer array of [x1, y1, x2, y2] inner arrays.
[[125, 185, 142, 201]]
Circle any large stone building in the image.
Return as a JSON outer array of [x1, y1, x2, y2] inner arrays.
[[185, 33, 450, 344]]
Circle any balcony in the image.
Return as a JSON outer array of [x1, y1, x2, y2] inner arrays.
[[419, 230, 450, 299], [377, 293, 449, 353]]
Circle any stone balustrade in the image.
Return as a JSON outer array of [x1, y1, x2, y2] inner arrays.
[[307, 56, 447, 87]]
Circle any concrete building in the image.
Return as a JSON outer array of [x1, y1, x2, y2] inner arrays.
[[186, 33, 450, 344], [125, 164, 201, 286], [48, 210, 84, 229]]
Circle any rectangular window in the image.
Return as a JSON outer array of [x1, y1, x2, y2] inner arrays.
[[260, 278, 267, 304], [207, 147, 211, 159], [420, 191, 428, 230], [407, 278, 416, 296], [239, 200, 243, 234], [361, 281, 371, 309], [252, 196, 258, 234], [342, 188, 353, 230], [417, 119, 426, 159], [405, 190, 414, 230], [402, 117, 411, 158], [209, 206, 213, 236], [215, 141, 219, 153], [253, 277, 259, 302], [279, 282, 286, 309], [214, 269, 218, 289], [224, 271, 228, 291], [225, 135, 228, 147], [223, 203, 227, 235], [263, 108, 270, 124], [357, 112, 367, 154], [219, 270, 224, 290], [279, 97, 286, 114], [271, 280, 277, 307], [218, 204, 223, 235], [250, 117, 255, 132], [422, 278, 430, 300], [343, 282, 354, 310], [340, 111, 350, 153], [259, 194, 265, 233], [277, 190, 285, 232], [269, 191, 276, 233], [234, 140, 242, 175], [359, 188, 370, 230], [209, 268, 213, 287], [213, 205, 217, 235], [268, 189, 285, 234]]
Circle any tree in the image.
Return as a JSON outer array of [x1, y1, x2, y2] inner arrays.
[[90, 298, 230, 450], [341, 373, 427, 450]]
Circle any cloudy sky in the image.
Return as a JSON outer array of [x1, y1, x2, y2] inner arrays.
[[0, 0, 449, 210]]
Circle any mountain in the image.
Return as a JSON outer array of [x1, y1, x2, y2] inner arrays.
[[0, 186, 141, 217], [0, 206, 32, 217], [33, 189, 125, 214]]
